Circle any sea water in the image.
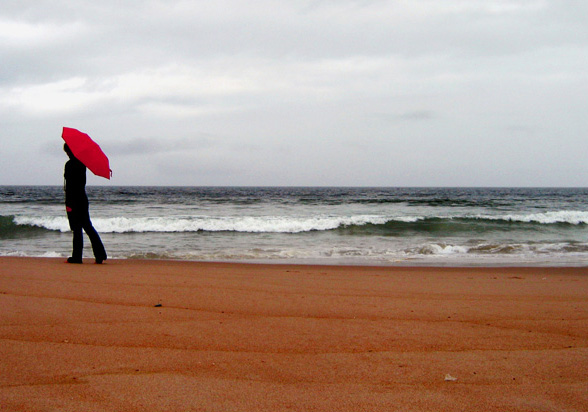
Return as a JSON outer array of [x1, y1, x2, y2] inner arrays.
[[1, 186, 588, 266]]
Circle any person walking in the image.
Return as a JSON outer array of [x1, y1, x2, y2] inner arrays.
[[64, 143, 107, 264]]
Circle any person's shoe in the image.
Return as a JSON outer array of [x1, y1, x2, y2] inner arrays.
[[67, 257, 83, 264], [95, 254, 107, 264]]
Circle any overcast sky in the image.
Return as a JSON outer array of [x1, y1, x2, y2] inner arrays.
[[1, 0, 587, 186]]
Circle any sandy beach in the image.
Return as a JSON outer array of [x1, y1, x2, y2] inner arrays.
[[0, 257, 586, 411]]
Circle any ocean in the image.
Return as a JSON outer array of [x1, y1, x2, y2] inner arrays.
[[1, 186, 588, 266]]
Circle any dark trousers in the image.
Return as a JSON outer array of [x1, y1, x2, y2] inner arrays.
[[67, 208, 106, 260]]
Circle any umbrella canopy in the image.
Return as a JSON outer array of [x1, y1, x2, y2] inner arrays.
[[62, 127, 111, 180]]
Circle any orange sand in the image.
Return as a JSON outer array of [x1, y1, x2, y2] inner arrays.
[[0, 257, 587, 411]]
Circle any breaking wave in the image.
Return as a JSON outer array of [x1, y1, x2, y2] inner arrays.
[[4, 210, 588, 236]]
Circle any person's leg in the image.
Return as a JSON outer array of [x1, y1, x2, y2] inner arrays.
[[80, 210, 107, 263], [67, 211, 83, 263]]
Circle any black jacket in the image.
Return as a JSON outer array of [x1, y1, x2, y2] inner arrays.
[[64, 158, 88, 210]]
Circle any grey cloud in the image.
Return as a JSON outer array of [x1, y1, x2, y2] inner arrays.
[[1, 0, 588, 186], [104, 135, 216, 156], [386, 111, 436, 122]]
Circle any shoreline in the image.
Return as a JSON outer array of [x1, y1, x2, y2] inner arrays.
[[1, 257, 587, 411], [3, 255, 588, 269]]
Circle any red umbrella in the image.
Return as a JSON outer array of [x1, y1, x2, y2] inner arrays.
[[62, 127, 111, 180]]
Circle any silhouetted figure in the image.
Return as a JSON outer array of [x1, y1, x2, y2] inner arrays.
[[64, 144, 107, 264]]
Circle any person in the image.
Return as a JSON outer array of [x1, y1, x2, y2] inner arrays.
[[64, 143, 107, 264]]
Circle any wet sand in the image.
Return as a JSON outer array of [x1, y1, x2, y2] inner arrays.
[[0, 257, 587, 411]]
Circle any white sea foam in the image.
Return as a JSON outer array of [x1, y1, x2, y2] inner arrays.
[[39, 251, 65, 258], [15, 214, 393, 234], [14, 216, 70, 232], [415, 244, 470, 256], [12, 210, 588, 235], [481, 211, 588, 225]]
